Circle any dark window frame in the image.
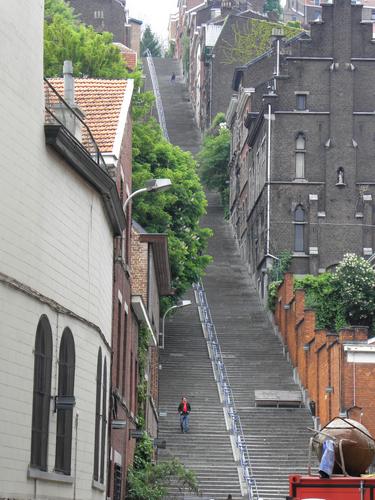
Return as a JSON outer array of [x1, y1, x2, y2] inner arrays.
[[99, 358, 107, 484], [294, 205, 305, 252], [93, 348, 102, 481], [55, 328, 75, 475], [296, 94, 307, 111], [31, 315, 53, 471]]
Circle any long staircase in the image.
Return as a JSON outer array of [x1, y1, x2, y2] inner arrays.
[[149, 58, 316, 499], [158, 290, 243, 499]]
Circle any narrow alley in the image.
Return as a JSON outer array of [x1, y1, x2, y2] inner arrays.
[[149, 58, 315, 499]]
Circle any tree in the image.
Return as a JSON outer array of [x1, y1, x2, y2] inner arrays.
[[44, 0, 127, 78], [197, 113, 231, 215], [263, 0, 283, 19], [140, 25, 162, 57], [132, 100, 212, 299], [165, 40, 176, 59]]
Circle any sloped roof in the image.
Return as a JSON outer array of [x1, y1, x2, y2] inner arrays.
[[48, 78, 131, 154]]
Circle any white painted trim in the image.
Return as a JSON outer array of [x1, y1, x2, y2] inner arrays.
[[124, 301, 129, 314], [131, 295, 157, 346], [114, 450, 122, 466], [28, 468, 74, 484], [118, 290, 123, 303], [112, 79, 134, 160]]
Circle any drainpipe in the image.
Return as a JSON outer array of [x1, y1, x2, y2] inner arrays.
[[266, 102, 272, 256]]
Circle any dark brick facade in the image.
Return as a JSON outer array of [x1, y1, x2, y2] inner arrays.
[[229, 0, 375, 299], [69, 0, 128, 44]]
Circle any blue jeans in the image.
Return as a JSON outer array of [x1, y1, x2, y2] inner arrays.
[[180, 413, 189, 432]]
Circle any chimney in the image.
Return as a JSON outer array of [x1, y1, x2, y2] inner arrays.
[[63, 60, 75, 106]]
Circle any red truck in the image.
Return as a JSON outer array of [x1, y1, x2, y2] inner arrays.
[[288, 474, 375, 500]]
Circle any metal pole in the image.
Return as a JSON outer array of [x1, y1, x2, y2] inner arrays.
[[161, 305, 179, 349], [266, 103, 272, 256]]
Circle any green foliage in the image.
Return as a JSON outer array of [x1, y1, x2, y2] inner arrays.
[[221, 18, 302, 65], [332, 254, 375, 327], [44, 0, 127, 78], [133, 433, 154, 471], [182, 33, 190, 76], [140, 25, 162, 57], [294, 273, 345, 330], [137, 324, 151, 415], [198, 113, 231, 215], [268, 280, 282, 312], [294, 254, 375, 331], [165, 40, 176, 58], [127, 458, 199, 500], [263, 0, 282, 18], [132, 101, 212, 299], [287, 20, 302, 29], [267, 251, 292, 311]]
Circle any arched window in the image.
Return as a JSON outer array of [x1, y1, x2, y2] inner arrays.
[[294, 205, 305, 252], [100, 358, 107, 484], [295, 133, 305, 179], [93, 348, 102, 481], [31, 315, 53, 470], [55, 328, 75, 475]]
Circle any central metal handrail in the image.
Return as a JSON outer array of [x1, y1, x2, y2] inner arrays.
[[144, 49, 170, 141], [194, 281, 259, 500]]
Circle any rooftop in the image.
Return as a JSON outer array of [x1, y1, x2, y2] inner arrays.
[[47, 78, 131, 154]]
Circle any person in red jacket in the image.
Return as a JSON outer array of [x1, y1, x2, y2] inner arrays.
[[178, 397, 191, 433]]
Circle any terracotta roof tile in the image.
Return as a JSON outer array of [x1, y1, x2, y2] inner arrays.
[[113, 43, 138, 71], [47, 78, 128, 153]]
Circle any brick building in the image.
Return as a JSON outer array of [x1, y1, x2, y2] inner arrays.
[[228, 0, 375, 300], [131, 222, 173, 440], [275, 274, 375, 438], [0, 3, 126, 498]]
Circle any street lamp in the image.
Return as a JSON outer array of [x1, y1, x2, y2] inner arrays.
[[123, 178, 172, 212], [160, 300, 192, 349]]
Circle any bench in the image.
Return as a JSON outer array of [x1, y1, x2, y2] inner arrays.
[[255, 390, 302, 408]]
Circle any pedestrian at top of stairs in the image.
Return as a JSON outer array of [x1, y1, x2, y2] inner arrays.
[[227, 495, 232, 500], [171, 72, 176, 83], [178, 396, 191, 433]]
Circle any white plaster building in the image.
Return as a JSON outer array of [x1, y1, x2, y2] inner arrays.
[[0, 1, 125, 498]]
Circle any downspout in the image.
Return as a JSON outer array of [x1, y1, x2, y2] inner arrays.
[[209, 56, 213, 128], [266, 102, 272, 256]]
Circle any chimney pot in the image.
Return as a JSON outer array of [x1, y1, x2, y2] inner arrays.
[[63, 60, 75, 106]]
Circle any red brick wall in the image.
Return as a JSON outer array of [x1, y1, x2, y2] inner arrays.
[[275, 273, 375, 437]]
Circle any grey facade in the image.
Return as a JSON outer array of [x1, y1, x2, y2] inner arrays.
[[69, 0, 129, 44], [228, 0, 375, 299]]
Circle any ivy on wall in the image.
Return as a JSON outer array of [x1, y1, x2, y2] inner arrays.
[[221, 18, 302, 66]]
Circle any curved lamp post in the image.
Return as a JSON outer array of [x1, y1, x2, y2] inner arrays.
[[123, 178, 172, 212], [160, 300, 192, 349]]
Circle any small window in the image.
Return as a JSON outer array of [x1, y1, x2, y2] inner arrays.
[[31, 316, 53, 471], [296, 94, 307, 111], [372, 9, 375, 20], [55, 328, 75, 475], [295, 133, 306, 179], [314, 0, 320, 5], [113, 464, 123, 500], [294, 205, 305, 252]]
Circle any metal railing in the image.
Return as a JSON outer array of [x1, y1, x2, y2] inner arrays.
[[144, 49, 170, 141], [44, 78, 106, 171], [193, 281, 259, 500]]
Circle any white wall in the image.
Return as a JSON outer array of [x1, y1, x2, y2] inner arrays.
[[0, 287, 110, 499], [0, 1, 114, 498], [0, 0, 113, 341]]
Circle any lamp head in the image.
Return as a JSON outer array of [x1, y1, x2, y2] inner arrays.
[[177, 300, 192, 307], [146, 178, 172, 192]]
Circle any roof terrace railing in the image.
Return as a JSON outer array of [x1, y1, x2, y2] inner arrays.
[[44, 78, 106, 171], [194, 281, 259, 500]]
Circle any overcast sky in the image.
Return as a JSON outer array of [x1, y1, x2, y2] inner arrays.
[[127, 0, 178, 45]]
